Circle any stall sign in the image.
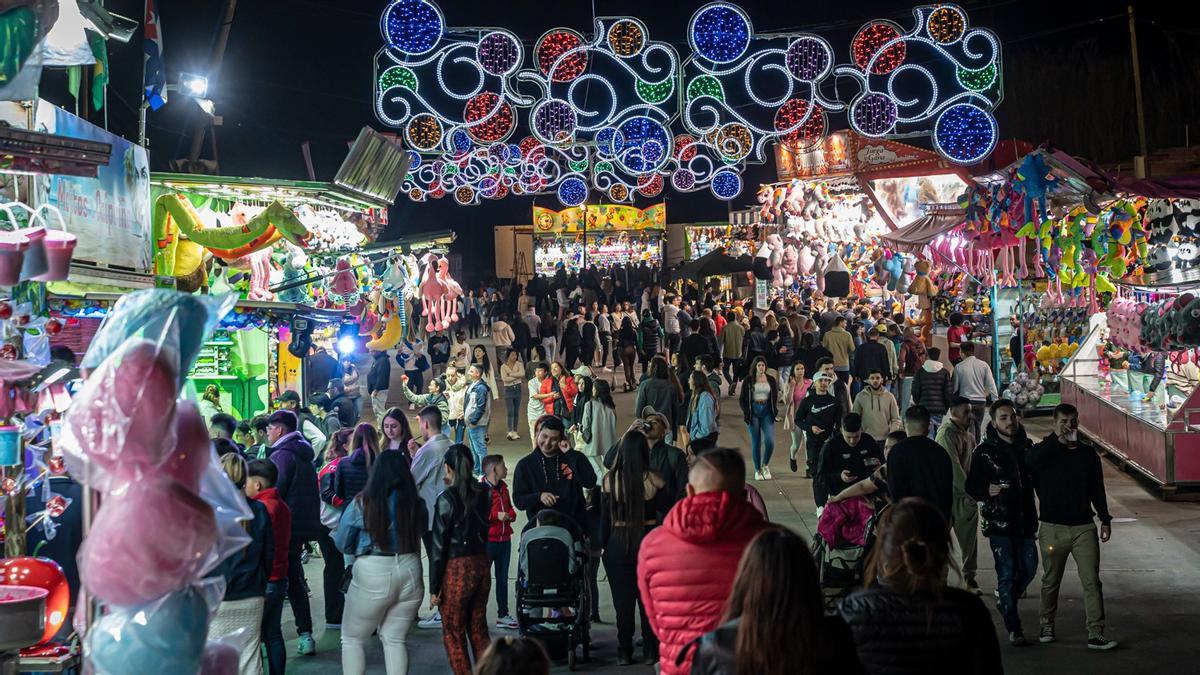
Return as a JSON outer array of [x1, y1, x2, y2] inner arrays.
[[775, 131, 961, 183], [755, 279, 770, 311], [534, 203, 666, 235], [775, 132, 853, 181], [33, 101, 152, 274]]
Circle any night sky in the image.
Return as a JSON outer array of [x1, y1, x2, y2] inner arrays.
[[46, 0, 1200, 282]]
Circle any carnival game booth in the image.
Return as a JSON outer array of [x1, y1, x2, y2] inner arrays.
[[690, 213, 762, 259], [533, 203, 665, 275]]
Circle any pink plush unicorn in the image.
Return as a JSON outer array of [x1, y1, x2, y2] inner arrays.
[[418, 253, 446, 332]]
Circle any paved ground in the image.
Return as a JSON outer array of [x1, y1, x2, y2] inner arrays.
[[287, 363, 1200, 674]]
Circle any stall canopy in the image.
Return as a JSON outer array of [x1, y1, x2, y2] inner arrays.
[[880, 205, 964, 254], [675, 247, 753, 281]]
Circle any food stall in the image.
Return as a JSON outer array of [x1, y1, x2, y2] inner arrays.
[[533, 203, 665, 275]]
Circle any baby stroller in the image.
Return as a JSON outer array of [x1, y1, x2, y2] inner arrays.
[[516, 510, 592, 670], [813, 497, 877, 609]]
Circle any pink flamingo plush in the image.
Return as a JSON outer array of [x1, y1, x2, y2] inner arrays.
[[418, 253, 446, 332], [436, 257, 463, 330]]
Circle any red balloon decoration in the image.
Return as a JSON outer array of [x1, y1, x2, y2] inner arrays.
[[45, 319, 63, 336], [852, 22, 906, 75], [0, 557, 70, 646], [536, 30, 587, 82]]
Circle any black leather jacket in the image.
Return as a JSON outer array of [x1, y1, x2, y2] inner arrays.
[[965, 425, 1038, 538], [429, 486, 490, 596], [840, 586, 1002, 675]]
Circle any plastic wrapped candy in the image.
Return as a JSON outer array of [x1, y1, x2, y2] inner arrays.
[[163, 400, 215, 493], [80, 290, 234, 388], [60, 339, 179, 492], [79, 481, 217, 606], [87, 582, 221, 675]]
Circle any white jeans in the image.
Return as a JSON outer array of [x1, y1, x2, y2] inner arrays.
[[371, 390, 389, 423], [207, 596, 265, 675], [342, 553, 424, 675]]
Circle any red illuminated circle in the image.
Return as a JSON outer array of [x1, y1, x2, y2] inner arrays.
[[463, 92, 515, 143], [774, 99, 826, 147], [852, 22, 906, 75], [536, 30, 588, 82]]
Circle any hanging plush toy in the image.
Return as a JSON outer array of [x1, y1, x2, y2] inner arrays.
[[1014, 153, 1058, 230]]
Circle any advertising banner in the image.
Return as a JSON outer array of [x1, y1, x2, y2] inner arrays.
[[533, 203, 666, 235]]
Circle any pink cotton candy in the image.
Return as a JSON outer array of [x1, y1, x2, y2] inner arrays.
[[163, 400, 214, 493], [80, 481, 216, 606], [64, 339, 178, 479], [199, 640, 239, 675]]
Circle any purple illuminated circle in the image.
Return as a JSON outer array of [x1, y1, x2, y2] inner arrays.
[[851, 92, 898, 137], [786, 37, 832, 81], [672, 169, 696, 191], [477, 32, 521, 76], [532, 99, 577, 143]]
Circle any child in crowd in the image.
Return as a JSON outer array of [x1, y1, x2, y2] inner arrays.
[[246, 459, 292, 675], [482, 455, 518, 629]]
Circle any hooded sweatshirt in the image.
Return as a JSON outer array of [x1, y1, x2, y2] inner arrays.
[[852, 386, 901, 443], [911, 359, 952, 416], [935, 414, 977, 516], [637, 491, 768, 675], [268, 431, 322, 539]]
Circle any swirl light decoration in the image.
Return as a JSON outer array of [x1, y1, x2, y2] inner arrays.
[[375, 1, 1003, 205]]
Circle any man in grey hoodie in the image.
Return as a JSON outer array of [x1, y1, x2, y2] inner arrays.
[[911, 346, 952, 438]]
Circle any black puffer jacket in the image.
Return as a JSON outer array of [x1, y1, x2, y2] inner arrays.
[[839, 586, 1002, 675], [212, 497, 273, 601], [965, 425, 1038, 538], [327, 447, 372, 504], [429, 486, 490, 597], [741, 330, 770, 373], [686, 616, 863, 675]]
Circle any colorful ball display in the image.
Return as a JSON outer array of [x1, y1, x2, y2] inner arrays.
[[557, 177, 589, 207], [536, 30, 587, 82], [774, 99, 826, 147], [711, 170, 742, 200], [532, 99, 577, 143], [927, 6, 966, 44], [607, 19, 646, 57], [382, 0, 443, 56], [463, 92, 515, 143], [615, 117, 671, 173]]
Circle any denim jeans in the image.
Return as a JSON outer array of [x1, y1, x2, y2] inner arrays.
[[486, 540, 512, 617], [466, 425, 488, 473], [989, 535, 1039, 634], [503, 385, 521, 433], [262, 580, 288, 675], [449, 419, 466, 444], [899, 376, 914, 416], [927, 414, 943, 439], [748, 402, 775, 471]]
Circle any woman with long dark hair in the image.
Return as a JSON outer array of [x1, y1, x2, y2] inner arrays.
[[471, 344, 499, 401], [687, 370, 720, 453], [539, 311, 559, 364], [741, 316, 769, 379], [635, 355, 682, 436], [689, 527, 862, 675], [600, 431, 667, 665], [580, 379, 618, 474], [380, 408, 414, 456], [739, 356, 779, 481], [332, 423, 383, 503], [429, 445, 491, 675], [561, 316, 582, 370], [617, 316, 639, 392], [840, 498, 1001, 675], [334, 451, 427, 674]]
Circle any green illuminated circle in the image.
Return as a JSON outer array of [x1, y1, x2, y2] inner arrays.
[[379, 66, 418, 91], [636, 79, 673, 104], [687, 75, 724, 102], [956, 64, 996, 91]]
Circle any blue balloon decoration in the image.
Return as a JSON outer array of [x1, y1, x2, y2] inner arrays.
[[383, 0, 444, 56], [689, 3, 751, 64], [933, 103, 997, 165], [89, 587, 210, 675], [711, 169, 742, 200], [558, 177, 589, 207]]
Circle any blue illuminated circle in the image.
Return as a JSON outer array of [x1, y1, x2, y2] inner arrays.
[[615, 116, 670, 173], [407, 150, 421, 170], [451, 129, 473, 153], [711, 170, 742, 200], [688, 3, 751, 64], [382, 0, 444, 56], [558, 176, 589, 207], [506, 143, 523, 164], [933, 103, 998, 165], [595, 128, 622, 159]]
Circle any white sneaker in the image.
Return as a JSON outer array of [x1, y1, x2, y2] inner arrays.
[[495, 615, 519, 630], [418, 612, 442, 629], [763, 466, 773, 480], [512, 432, 521, 440], [753, 470, 764, 481]]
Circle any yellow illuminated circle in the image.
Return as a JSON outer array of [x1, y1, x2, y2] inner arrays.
[[717, 123, 752, 161], [927, 6, 965, 44], [607, 20, 645, 57], [608, 184, 629, 201], [406, 114, 443, 151]]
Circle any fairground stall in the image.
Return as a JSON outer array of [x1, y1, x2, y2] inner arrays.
[[533, 203, 666, 275]]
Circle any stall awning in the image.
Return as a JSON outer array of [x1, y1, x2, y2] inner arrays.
[[676, 248, 754, 280], [730, 209, 760, 226], [880, 205, 964, 254]]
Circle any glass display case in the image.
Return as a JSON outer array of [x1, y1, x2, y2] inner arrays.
[[1059, 315, 1200, 491]]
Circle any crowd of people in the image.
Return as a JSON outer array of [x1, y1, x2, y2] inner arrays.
[[160, 266, 1122, 675]]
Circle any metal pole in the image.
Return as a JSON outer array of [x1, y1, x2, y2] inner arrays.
[[1128, 4, 1149, 175], [138, 101, 148, 147], [188, 0, 239, 165]]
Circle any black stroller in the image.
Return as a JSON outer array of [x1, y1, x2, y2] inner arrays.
[[515, 511, 592, 670]]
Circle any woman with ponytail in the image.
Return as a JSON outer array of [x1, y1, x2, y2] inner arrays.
[[429, 444, 491, 674], [687, 526, 861, 675], [839, 498, 1001, 675]]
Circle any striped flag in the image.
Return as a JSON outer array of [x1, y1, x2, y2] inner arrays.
[[143, 0, 166, 110]]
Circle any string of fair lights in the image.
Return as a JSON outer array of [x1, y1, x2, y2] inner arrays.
[[373, 0, 1003, 207]]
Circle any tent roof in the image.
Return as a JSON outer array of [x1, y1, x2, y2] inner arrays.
[[880, 205, 964, 254]]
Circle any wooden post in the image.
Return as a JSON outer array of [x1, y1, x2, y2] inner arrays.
[[1128, 4, 1149, 177]]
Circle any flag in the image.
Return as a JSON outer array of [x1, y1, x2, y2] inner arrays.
[[88, 31, 108, 111], [143, 0, 166, 110]]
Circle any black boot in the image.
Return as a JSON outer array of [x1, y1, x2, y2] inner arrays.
[[617, 647, 633, 666]]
